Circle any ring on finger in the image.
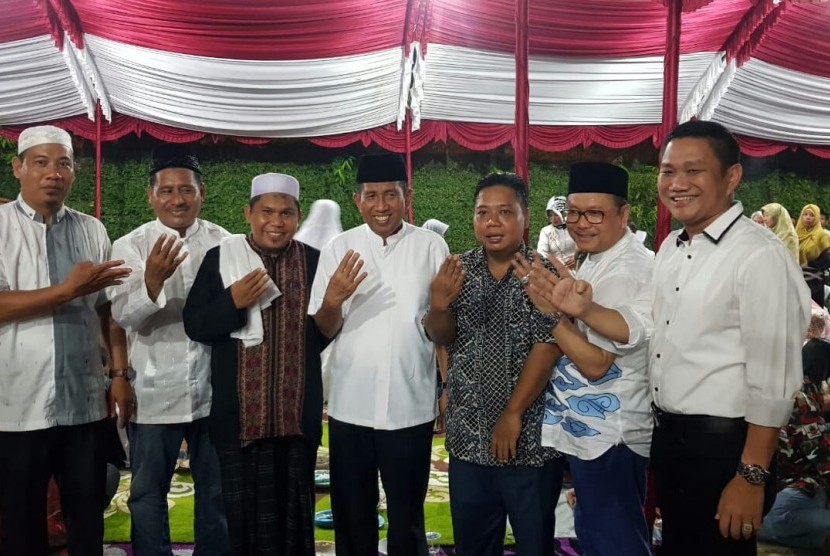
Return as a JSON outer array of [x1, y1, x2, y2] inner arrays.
[[519, 274, 531, 286], [741, 523, 753, 535]]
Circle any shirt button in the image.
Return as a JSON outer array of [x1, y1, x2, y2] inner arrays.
[[687, 255, 692, 259], [675, 287, 679, 292], [656, 353, 661, 358], [654, 387, 659, 392], [666, 320, 669, 325]]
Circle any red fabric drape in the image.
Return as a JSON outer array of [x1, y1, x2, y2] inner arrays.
[[751, 3, 830, 77], [68, 0, 408, 60], [428, 0, 750, 57], [655, 0, 682, 252], [94, 102, 102, 219], [0, 0, 54, 44], [514, 0, 529, 182]]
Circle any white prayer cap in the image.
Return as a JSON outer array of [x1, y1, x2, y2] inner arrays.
[[422, 219, 449, 237], [17, 125, 73, 155], [546, 196, 566, 212], [250, 173, 300, 200]]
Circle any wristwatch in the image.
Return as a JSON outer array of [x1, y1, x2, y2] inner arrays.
[[109, 367, 136, 381], [736, 462, 771, 486]]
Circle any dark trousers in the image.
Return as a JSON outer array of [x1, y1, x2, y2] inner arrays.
[[569, 445, 651, 556], [0, 419, 108, 556], [448, 456, 564, 556], [651, 410, 776, 556], [328, 417, 434, 556]]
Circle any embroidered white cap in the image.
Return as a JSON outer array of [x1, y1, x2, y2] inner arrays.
[[17, 125, 73, 155], [250, 173, 300, 200]]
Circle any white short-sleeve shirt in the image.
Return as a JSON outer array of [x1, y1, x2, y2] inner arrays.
[[0, 197, 111, 431], [308, 223, 448, 430]]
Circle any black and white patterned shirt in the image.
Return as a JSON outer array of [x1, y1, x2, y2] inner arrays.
[[445, 244, 559, 467]]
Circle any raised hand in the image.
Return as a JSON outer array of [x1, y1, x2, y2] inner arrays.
[[145, 234, 188, 300], [543, 255, 593, 318], [429, 255, 465, 311], [511, 253, 559, 314], [512, 252, 594, 318], [230, 268, 273, 309], [62, 260, 131, 299], [322, 250, 367, 308]]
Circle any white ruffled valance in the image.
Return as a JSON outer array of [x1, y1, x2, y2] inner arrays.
[[419, 44, 719, 125], [83, 35, 405, 137]]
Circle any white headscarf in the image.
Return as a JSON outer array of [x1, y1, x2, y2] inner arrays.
[[294, 199, 343, 250], [422, 218, 449, 237]]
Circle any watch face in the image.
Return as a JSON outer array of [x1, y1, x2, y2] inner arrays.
[[739, 463, 770, 485]]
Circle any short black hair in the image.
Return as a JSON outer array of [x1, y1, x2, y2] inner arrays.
[[249, 193, 300, 212], [148, 168, 203, 189], [663, 120, 740, 174], [474, 172, 529, 210]]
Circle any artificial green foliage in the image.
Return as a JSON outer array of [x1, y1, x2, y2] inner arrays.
[[2, 153, 828, 253]]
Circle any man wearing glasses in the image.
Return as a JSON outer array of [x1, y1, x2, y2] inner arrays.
[[109, 144, 230, 555], [514, 162, 654, 555]]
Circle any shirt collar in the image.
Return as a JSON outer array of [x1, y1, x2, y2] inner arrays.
[[15, 194, 66, 223], [363, 221, 408, 247], [677, 201, 744, 246], [585, 229, 632, 264], [154, 218, 201, 239]]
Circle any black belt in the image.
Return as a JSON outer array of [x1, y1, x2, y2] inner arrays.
[[651, 403, 746, 434]]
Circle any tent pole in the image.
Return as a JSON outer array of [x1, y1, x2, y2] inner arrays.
[[406, 110, 414, 224], [655, 0, 683, 250], [94, 101, 102, 220], [515, 0, 529, 242]]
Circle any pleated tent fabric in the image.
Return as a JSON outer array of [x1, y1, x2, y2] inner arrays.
[[1, 0, 829, 157]]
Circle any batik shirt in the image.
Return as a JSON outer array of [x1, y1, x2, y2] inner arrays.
[[777, 379, 830, 497], [445, 244, 559, 467]]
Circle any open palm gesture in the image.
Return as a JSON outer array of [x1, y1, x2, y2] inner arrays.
[[512, 252, 594, 318]]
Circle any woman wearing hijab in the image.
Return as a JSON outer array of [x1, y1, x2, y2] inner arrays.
[[537, 195, 576, 266], [762, 203, 799, 263], [294, 199, 342, 251], [797, 204, 830, 267]]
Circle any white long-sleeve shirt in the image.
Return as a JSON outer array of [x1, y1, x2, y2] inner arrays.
[[109, 218, 229, 424], [650, 202, 810, 427], [308, 223, 448, 430]]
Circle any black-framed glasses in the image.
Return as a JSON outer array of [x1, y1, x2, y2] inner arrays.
[[563, 209, 605, 224]]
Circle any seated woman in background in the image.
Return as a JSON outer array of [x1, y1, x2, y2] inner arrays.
[[751, 211, 765, 225], [762, 203, 799, 264], [757, 321, 830, 552], [797, 204, 830, 268], [537, 195, 576, 267]]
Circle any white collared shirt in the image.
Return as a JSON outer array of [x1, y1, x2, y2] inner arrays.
[[109, 218, 229, 424], [0, 196, 111, 431], [542, 230, 654, 459], [650, 202, 810, 427], [308, 223, 449, 430]]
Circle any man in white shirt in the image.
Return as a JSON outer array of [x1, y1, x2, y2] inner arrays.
[[650, 121, 810, 555], [309, 153, 448, 556], [109, 144, 229, 555], [0, 125, 133, 555], [516, 162, 653, 555]]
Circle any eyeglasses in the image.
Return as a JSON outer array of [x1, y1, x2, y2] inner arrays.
[[563, 209, 605, 224]]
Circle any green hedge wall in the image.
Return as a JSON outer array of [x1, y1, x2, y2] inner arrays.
[[2, 155, 828, 254]]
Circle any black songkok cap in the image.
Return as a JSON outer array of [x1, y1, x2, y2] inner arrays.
[[567, 162, 628, 200], [149, 144, 202, 177], [356, 153, 407, 184]]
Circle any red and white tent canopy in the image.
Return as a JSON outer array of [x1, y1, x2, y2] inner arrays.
[[1, 0, 829, 158]]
